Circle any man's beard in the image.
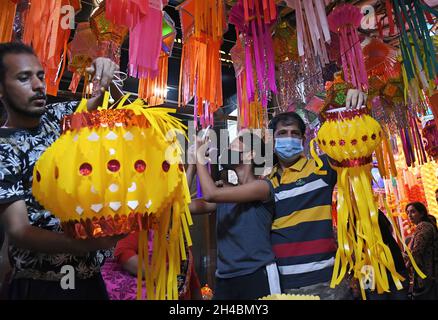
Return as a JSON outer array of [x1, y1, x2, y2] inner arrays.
[[5, 95, 46, 119]]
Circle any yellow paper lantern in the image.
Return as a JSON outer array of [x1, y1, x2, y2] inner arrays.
[[32, 94, 192, 300], [312, 80, 425, 299]]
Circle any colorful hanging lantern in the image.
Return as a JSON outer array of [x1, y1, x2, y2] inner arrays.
[[90, 4, 128, 66], [422, 118, 438, 160], [0, 0, 18, 43], [229, 0, 278, 108], [386, 0, 438, 100], [106, 0, 167, 78], [230, 36, 265, 129], [284, 0, 331, 65], [22, 0, 81, 96], [138, 11, 176, 106], [312, 78, 424, 299], [363, 38, 400, 81], [67, 22, 99, 94], [328, 4, 368, 90], [178, 0, 226, 128], [32, 94, 192, 300]]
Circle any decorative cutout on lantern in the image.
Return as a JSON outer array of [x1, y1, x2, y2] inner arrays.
[[32, 94, 192, 300], [311, 77, 424, 299]]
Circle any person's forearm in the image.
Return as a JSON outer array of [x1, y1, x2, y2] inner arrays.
[[196, 162, 217, 202], [186, 164, 196, 187], [9, 224, 94, 255]]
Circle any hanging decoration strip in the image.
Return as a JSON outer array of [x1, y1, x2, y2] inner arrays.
[[387, 0, 438, 104], [106, 0, 167, 79], [328, 4, 368, 90], [32, 93, 192, 300], [138, 54, 169, 106], [178, 0, 226, 128], [284, 0, 331, 66], [312, 76, 424, 299], [398, 111, 428, 167], [0, 0, 18, 43], [229, 0, 278, 108], [89, 4, 128, 97], [22, 0, 81, 96], [138, 11, 176, 106], [230, 36, 265, 129]]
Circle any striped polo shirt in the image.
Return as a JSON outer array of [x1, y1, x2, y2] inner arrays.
[[269, 155, 337, 289]]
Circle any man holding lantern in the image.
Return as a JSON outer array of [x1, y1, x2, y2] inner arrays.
[[268, 88, 367, 299], [0, 42, 122, 299]]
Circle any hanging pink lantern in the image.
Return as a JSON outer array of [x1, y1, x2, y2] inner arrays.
[[229, 0, 277, 108], [105, 0, 168, 78], [328, 4, 368, 90]]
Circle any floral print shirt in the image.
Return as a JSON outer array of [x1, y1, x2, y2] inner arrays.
[[0, 101, 101, 281]]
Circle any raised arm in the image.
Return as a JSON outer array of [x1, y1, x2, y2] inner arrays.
[[85, 57, 121, 111], [196, 161, 270, 203], [0, 200, 122, 256]]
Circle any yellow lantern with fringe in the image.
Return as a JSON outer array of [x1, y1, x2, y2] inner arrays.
[[32, 94, 192, 300], [312, 79, 425, 299]]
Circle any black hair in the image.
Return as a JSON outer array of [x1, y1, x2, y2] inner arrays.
[[268, 112, 306, 136], [0, 41, 36, 83], [406, 202, 430, 223]]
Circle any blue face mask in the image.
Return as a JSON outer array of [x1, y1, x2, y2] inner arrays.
[[274, 137, 303, 161]]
